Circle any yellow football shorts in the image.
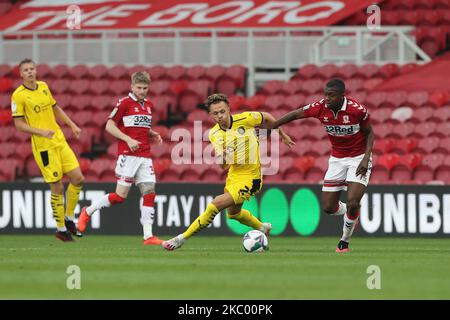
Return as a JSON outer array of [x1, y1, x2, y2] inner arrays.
[[33, 142, 80, 183], [224, 175, 263, 205]]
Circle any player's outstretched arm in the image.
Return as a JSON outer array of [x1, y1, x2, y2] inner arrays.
[[272, 109, 305, 129], [260, 112, 295, 148], [13, 117, 54, 139], [53, 105, 81, 139]]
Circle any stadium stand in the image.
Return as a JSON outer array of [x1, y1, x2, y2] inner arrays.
[[0, 0, 448, 185]]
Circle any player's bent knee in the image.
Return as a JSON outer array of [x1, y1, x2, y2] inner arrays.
[[323, 203, 338, 214]]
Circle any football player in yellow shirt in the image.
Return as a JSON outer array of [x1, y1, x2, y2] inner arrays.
[[162, 93, 294, 250], [11, 59, 84, 242]]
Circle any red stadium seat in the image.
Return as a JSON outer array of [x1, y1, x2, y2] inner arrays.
[[382, 91, 408, 109], [0, 159, 18, 181], [431, 105, 450, 123], [201, 65, 226, 84], [166, 65, 186, 81], [25, 157, 41, 178], [429, 91, 450, 107], [373, 138, 395, 155], [225, 65, 246, 89], [293, 156, 315, 173], [50, 79, 70, 94], [412, 122, 436, 138], [391, 154, 422, 181], [51, 65, 70, 79], [410, 107, 434, 123], [317, 64, 340, 79], [183, 65, 206, 81], [244, 95, 266, 110], [435, 155, 450, 183], [370, 108, 392, 124], [0, 64, 12, 78], [107, 65, 128, 80], [435, 122, 450, 137], [200, 167, 222, 182], [284, 94, 305, 109], [283, 167, 305, 183], [259, 80, 284, 95], [0, 126, 16, 143], [68, 64, 89, 79], [295, 64, 319, 80], [356, 63, 380, 79], [345, 78, 364, 93], [216, 75, 237, 96], [391, 138, 418, 155], [414, 153, 445, 181], [390, 122, 415, 139], [399, 63, 419, 75], [378, 63, 400, 79], [406, 91, 429, 109], [300, 79, 324, 95], [263, 95, 284, 110], [69, 79, 90, 95], [228, 95, 246, 111], [87, 65, 108, 79], [89, 79, 109, 95], [148, 80, 171, 97], [148, 65, 166, 81], [364, 91, 387, 109], [436, 137, 450, 154], [415, 136, 440, 154], [280, 80, 303, 96], [338, 64, 358, 79]]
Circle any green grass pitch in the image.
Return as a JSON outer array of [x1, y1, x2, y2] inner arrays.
[[1, 235, 449, 299]]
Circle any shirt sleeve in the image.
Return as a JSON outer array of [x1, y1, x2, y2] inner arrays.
[[11, 92, 24, 117], [109, 97, 127, 124], [45, 83, 57, 106], [360, 107, 370, 127], [241, 111, 264, 127], [300, 100, 322, 118]]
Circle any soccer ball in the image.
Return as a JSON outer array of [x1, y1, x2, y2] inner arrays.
[[242, 230, 268, 253]]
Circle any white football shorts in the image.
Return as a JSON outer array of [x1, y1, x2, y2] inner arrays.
[[322, 153, 372, 192], [115, 155, 156, 187]]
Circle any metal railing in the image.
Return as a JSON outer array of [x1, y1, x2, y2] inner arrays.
[[0, 26, 431, 95]]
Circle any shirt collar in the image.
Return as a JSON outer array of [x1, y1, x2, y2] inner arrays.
[[341, 96, 347, 111], [128, 92, 147, 103], [326, 96, 347, 112]]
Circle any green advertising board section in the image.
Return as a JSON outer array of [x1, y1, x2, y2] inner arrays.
[[226, 187, 321, 236]]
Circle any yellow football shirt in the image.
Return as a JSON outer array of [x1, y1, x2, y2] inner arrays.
[[11, 81, 66, 151], [209, 111, 263, 180]]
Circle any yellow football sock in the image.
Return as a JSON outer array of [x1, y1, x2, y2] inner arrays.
[[227, 209, 262, 230], [51, 193, 65, 229], [65, 184, 82, 220], [183, 203, 219, 239]]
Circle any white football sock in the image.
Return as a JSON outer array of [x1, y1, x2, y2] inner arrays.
[[341, 213, 358, 242], [86, 194, 111, 216], [141, 206, 155, 240], [330, 201, 346, 216]]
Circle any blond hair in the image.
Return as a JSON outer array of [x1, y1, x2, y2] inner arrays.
[[131, 71, 150, 85]]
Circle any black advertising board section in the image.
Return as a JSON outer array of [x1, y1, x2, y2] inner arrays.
[[0, 183, 449, 236]]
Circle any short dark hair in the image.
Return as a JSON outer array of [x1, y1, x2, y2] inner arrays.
[[204, 93, 229, 111], [19, 58, 35, 70], [326, 78, 345, 93]]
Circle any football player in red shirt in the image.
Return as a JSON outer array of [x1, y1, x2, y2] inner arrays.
[[78, 71, 164, 245], [273, 79, 375, 252]]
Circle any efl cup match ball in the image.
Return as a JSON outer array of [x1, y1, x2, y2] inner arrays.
[[242, 230, 268, 253]]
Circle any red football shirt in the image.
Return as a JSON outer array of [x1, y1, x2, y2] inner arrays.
[[109, 93, 153, 158], [301, 96, 370, 158]]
